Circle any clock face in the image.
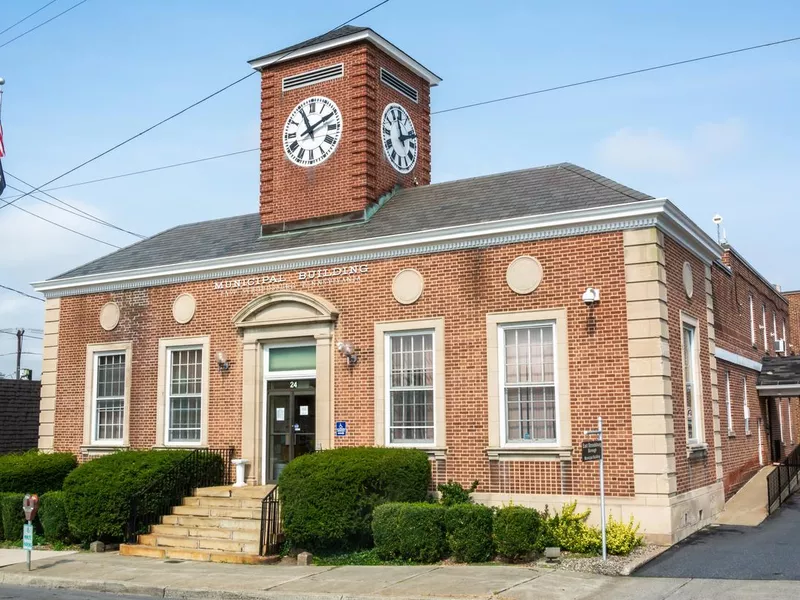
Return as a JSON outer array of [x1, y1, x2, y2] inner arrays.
[[283, 96, 342, 167], [381, 103, 417, 173]]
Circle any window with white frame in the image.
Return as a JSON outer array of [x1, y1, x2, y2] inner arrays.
[[93, 352, 126, 442], [749, 295, 755, 346], [682, 322, 701, 444], [167, 347, 203, 443], [386, 332, 434, 443], [789, 401, 794, 443], [743, 376, 750, 435], [500, 323, 557, 444], [762, 304, 768, 350], [773, 311, 778, 346], [783, 319, 787, 347], [725, 371, 733, 434]]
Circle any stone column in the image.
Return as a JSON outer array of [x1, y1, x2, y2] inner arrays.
[[38, 298, 60, 452]]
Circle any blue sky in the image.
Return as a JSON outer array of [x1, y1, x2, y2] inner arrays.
[[1, 0, 798, 376]]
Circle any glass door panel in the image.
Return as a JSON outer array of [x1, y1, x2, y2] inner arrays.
[[266, 379, 316, 481]]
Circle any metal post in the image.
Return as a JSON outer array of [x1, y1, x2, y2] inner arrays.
[[26, 519, 31, 571], [598, 416, 607, 561], [15, 329, 23, 380]]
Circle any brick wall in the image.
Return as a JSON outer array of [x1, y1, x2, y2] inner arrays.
[[258, 42, 431, 226], [785, 291, 800, 352], [53, 231, 635, 497], [0, 379, 41, 454]]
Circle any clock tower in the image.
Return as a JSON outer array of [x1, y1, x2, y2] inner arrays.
[[248, 27, 441, 235]]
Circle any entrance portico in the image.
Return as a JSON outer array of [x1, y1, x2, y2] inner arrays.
[[234, 291, 338, 485]]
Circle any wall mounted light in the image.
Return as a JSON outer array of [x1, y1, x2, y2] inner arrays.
[[582, 287, 600, 307], [337, 341, 358, 366], [216, 351, 230, 372]]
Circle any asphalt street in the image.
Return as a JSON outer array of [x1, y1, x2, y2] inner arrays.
[[636, 494, 800, 580], [0, 586, 150, 600]]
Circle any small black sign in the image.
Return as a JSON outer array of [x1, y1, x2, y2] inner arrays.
[[582, 440, 602, 462]]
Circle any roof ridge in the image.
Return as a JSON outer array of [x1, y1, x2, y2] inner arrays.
[[415, 162, 573, 192]]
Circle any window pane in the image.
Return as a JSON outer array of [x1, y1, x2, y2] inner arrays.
[[388, 332, 434, 444], [505, 385, 556, 443], [504, 325, 555, 385], [168, 348, 203, 442], [95, 353, 125, 441], [682, 325, 697, 441], [268, 346, 316, 371]]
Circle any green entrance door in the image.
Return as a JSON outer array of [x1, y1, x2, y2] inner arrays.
[[266, 379, 316, 481]]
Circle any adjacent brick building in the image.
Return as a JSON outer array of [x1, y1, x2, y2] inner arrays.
[[32, 26, 799, 545], [0, 379, 41, 454]]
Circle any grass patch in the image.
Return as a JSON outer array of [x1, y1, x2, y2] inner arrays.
[[312, 548, 423, 566]]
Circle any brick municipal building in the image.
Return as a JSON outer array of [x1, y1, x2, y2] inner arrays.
[[32, 27, 800, 548]]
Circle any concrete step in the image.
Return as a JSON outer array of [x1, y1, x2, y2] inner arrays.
[[171, 505, 262, 519], [138, 533, 259, 554], [183, 496, 263, 510], [150, 524, 260, 542], [194, 485, 273, 499], [120, 543, 277, 565], [160, 515, 261, 530]]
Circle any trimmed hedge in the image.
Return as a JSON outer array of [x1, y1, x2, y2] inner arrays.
[[0, 493, 25, 541], [373, 503, 446, 563], [39, 491, 70, 544], [279, 447, 430, 552], [493, 505, 541, 560], [63, 450, 222, 543], [445, 503, 494, 563], [0, 451, 77, 495]]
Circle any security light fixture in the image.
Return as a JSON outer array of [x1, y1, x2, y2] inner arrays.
[[216, 351, 230, 372], [337, 341, 358, 366]]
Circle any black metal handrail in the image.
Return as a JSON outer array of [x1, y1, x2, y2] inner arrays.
[[259, 485, 283, 556], [126, 447, 235, 544], [767, 444, 800, 514]]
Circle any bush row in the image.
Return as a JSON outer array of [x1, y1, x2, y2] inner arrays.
[[0, 451, 77, 495], [372, 501, 643, 563]]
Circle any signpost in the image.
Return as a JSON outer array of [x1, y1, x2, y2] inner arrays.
[[22, 494, 39, 571], [583, 417, 606, 561]]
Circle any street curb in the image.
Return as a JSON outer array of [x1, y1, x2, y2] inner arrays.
[[619, 545, 670, 576], [0, 571, 491, 600]]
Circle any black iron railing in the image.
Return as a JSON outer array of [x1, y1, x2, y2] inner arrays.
[[259, 486, 283, 556], [767, 444, 800, 514], [126, 447, 235, 544]]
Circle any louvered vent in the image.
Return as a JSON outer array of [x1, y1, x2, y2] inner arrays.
[[282, 63, 344, 92], [380, 68, 418, 103]]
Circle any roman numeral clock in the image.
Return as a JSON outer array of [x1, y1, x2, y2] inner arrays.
[[283, 96, 343, 167], [382, 103, 417, 173]]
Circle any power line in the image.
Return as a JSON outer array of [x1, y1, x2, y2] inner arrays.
[[0, 284, 45, 302], [0, 284, 46, 302], [0, 331, 43, 341], [0, 0, 391, 213], [0, 0, 89, 50], [432, 34, 800, 115], [0, 0, 60, 38], [1, 188, 121, 248], [0, 352, 42, 357], [0, 148, 260, 199], [5, 171, 146, 238]]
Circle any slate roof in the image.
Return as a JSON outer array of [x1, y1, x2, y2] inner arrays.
[[52, 163, 654, 281], [249, 25, 370, 64], [758, 356, 800, 387]]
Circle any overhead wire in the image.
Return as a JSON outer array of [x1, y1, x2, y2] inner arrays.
[[0, 0, 392, 214], [0, 284, 45, 302], [0, 0, 90, 50], [0, 0, 60, 38]]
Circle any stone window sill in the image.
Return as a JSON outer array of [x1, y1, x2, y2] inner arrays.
[[151, 444, 208, 451], [80, 444, 129, 456], [487, 446, 572, 462], [728, 430, 736, 438], [686, 443, 708, 459]]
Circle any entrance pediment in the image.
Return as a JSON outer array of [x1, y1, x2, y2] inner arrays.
[[233, 290, 340, 328]]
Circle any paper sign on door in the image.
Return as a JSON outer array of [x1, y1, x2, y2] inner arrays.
[[299, 405, 309, 416], [276, 407, 285, 421]]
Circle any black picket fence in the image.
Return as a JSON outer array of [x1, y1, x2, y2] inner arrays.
[[260, 485, 283, 556], [126, 447, 235, 543], [767, 444, 800, 514]]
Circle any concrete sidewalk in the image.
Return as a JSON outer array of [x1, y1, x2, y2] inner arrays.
[[1, 552, 799, 600], [716, 465, 774, 526]]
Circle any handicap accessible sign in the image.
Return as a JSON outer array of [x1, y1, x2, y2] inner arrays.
[[335, 421, 347, 437]]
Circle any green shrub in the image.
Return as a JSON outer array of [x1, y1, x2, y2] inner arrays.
[[539, 501, 600, 554], [493, 505, 541, 560], [437, 480, 479, 507], [0, 451, 77, 495], [39, 491, 70, 544], [0, 493, 26, 541], [63, 450, 222, 543], [606, 515, 643, 555], [279, 447, 430, 552], [373, 503, 446, 563], [444, 503, 494, 562]]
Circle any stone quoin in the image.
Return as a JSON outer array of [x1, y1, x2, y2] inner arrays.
[[32, 25, 800, 546]]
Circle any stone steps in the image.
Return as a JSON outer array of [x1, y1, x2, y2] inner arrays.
[[121, 485, 277, 564]]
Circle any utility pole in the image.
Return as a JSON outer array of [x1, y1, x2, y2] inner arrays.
[[15, 328, 23, 380]]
